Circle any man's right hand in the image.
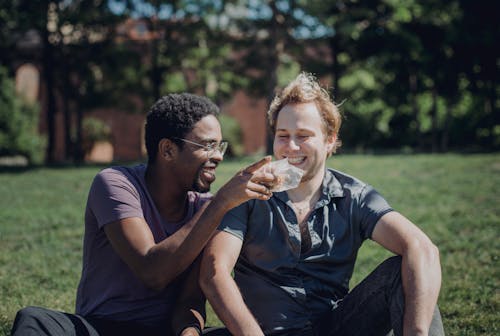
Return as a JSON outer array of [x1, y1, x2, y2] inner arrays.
[[214, 156, 276, 211]]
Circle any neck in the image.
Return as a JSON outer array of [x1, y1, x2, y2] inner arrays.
[[145, 162, 188, 222], [287, 168, 325, 204]]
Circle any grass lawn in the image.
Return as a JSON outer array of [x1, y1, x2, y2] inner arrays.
[[0, 153, 498, 335]]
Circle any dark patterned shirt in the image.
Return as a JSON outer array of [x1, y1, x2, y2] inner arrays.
[[219, 168, 393, 333]]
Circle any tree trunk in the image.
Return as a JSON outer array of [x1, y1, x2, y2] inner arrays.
[[265, 0, 284, 155], [62, 57, 73, 161], [409, 71, 422, 150], [62, 91, 72, 160], [74, 104, 84, 164], [329, 33, 340, 100], [430, 88, 438, 152], [42, 18, 57, 164], [440, 103, 451, 152]]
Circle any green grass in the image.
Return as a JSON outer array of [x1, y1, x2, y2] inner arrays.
[[1, 154, 499, 335]]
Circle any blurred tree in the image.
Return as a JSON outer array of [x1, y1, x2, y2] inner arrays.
[[452, 0, 499, 150], [120, 0, 238, 104], [221, 0, 308, 153], [1, 0, 497, 160], [53, 1, 127, 162], [0, 66, 45, 164], [298, 0, 499, 152], [0, 0, 126, 163]]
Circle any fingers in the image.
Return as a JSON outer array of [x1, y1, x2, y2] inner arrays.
[[250, 171, 276, 187], [243, 156, 272, 174], [246, 181, 272, 200], [247, 181, 271, 196]]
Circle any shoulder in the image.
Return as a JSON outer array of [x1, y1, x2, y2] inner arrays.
[[96, 165, 133, 179], [326, 168, 369, 197], [91, 165, 143, 196]]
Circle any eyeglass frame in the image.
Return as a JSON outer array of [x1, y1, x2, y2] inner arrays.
[[173, 137, 228, 158]]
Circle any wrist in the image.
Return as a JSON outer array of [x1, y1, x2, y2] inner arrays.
[[179, 325, 202, 336], [212, 191, 235, 212]]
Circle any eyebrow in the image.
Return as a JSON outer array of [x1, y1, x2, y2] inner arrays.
[[275, 128, 314, 133], [193, 137, 220, 144]]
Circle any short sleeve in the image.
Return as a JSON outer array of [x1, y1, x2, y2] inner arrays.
[[217, 201, 251, 241], [193, 192, 213, 211], [87, 168, 144, 228], [357, 185, 393, 239]]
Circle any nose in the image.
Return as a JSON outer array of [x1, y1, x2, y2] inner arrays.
[[209, 149, 224, 162], [287, 137, 300, 151]]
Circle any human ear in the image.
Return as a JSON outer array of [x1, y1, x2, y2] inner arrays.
[[158, 138, 177, 160], [326, 134, 337, 155]]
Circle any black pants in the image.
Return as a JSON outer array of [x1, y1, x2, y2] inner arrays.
[[10, 306, 232, 336], [314, 256, 444, 336], [11, 258, 444, 336], [265, 257, 444, 336], [10, 306, 171, 336]]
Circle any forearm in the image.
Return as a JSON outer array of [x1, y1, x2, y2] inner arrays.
[[401, 241, 441, 336], [201, 274, 263, 336], [144, 196, 233, 289]]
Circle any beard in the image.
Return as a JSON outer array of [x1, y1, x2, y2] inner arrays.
[[191, 164, 213, 193], [193, 178, 210, 193]]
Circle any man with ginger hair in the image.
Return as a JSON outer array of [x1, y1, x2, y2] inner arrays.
[[200, 73, 444, 335]]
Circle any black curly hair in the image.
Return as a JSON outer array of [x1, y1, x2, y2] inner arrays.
[[145, 93, 220, 164]]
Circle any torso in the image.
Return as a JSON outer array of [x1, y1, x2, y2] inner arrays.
[[289, 189, 321, 253]]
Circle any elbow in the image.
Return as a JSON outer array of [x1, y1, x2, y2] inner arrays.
[[137, 259, 179, 292], [407, 237, 441, 275], [422, 239, 440, 267], [140, 271, 169, 292], [198, 265, 215, 297], [139, 249, 185, 291]]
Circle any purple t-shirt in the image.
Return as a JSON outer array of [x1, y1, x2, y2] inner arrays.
[[75, 164, 211, 324]]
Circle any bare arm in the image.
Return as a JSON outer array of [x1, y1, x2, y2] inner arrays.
[[372, 211, 441, 336], [104, 157, 276, 291], [200, 231, 264, 336], [172, 258, 206, 336]]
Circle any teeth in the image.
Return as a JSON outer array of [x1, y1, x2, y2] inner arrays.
[[287, 157, 304, 164]]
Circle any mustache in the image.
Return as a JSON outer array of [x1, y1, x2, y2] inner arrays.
[[202, 160, 219, 169]]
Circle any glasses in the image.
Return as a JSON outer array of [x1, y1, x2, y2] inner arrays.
[[174, 137, 228, 158]]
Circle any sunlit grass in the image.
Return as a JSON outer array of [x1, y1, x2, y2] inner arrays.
[[1, 153, 498, 335]]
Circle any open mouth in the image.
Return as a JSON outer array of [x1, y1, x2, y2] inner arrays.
[[201, 167, 216, 182], [285, 156, 306, 165]]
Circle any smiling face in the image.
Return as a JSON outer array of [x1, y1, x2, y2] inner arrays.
[[273, 102, 336, 184], [175, 115, 224, 193]]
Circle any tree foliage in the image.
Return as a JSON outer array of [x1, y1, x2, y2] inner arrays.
[[0, 66, 45, 164], [0, 0, 497, 163]]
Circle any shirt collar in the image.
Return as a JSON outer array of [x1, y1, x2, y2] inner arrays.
[[317, 169, 344, 207]]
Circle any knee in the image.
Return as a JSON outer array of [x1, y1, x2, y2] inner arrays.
[[14, 306, 44, 321], [11, 306, 43, 335], [12, 306, 52, 332]]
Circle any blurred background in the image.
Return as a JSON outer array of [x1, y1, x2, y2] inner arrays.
[[0, 0, 498, 166]]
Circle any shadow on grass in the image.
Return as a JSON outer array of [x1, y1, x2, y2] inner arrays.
[[0, 160, 145, 174]]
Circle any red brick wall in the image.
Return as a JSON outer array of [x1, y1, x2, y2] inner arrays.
[[38, 86, 267, 162], [86, 109, 146, 162], [222, 90, 268, 155]]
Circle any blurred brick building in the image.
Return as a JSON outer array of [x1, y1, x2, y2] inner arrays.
[[13, 18, 268, 163]]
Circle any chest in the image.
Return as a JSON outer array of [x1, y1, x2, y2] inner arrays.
[[241, 200, 363, 271]]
